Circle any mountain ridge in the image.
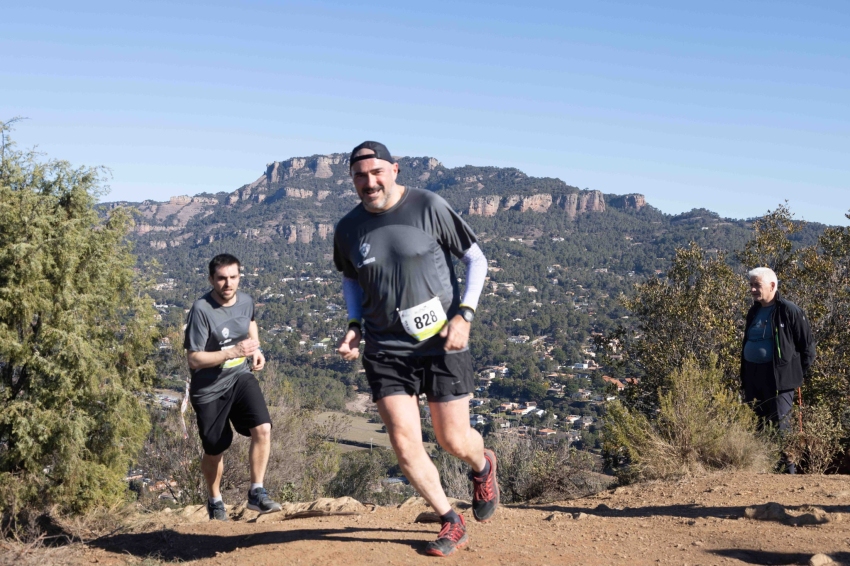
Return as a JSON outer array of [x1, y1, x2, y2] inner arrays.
[[105, 153, 648, 248]]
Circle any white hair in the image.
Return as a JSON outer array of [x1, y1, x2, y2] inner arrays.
[[747, 267, 778, 287]]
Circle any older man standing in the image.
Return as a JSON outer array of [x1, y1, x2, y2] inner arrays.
[[334, 141, 498, 557], [741, 267, 816, 473]]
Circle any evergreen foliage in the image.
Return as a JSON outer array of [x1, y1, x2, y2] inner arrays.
[[617, 243, 749, 412], [0, 120, 158, 515]]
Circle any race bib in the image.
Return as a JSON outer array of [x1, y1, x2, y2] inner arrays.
[[220, 346, 246, 369], [398, 297, 448, 341], [222, 356, 246, 369]]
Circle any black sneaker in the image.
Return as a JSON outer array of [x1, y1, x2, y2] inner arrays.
[[425, 514, 468, 557], [207, 499, 229, 521], [470, 448, 500, 522], [247, 487, 282, 514]]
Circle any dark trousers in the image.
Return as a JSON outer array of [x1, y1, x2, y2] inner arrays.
[[742, 360, 795, 433]]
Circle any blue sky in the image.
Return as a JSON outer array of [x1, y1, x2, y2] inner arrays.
[[2, 0, 848, 225]]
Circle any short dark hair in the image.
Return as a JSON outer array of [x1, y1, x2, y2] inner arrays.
[[209, 253, 241, 277]]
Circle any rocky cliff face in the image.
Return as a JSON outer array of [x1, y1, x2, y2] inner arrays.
[[558, 190, 606, 218], [284, 223, 333, 244], [134, 223, 177, 234], [469, 195, 501, 216], [608, 193, 646, 211], [134, 197, 218, 227], [187, 222, 335, 247], [467, 190, 606, 218], [518, 193, 553, 213], [244, 154, 349, 192], [285, 188, 313, 199]]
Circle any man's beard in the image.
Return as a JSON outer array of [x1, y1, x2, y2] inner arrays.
[[361, 187, 389, 211]]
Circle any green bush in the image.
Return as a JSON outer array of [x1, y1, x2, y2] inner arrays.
[[0, 121, 157, 517], [604, 356, 775, 483]]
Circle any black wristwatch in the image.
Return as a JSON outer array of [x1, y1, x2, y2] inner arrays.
[[459, 306, 475, 323]]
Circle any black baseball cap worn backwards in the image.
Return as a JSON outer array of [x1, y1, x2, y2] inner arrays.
[[349, 141, 396, 168]]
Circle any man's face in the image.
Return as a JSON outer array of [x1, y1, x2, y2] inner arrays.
[[749, 276, 776, 305], [209, 263, 240, 303], [350, 154, 400, 212]]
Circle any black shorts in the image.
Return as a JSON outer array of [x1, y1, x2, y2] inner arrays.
[[191, 372, 272, 456], [362, 350, 475, 402]]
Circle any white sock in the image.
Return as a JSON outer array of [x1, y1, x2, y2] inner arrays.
[[250, 483, 263, 492], [209, 495, 222, 504]]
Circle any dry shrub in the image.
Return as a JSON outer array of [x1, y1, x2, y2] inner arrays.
[[784, 403, 845, 474], [604, 356, 775, 484], [139, 362, 348, 507], [484, 435, 605, 503], [0, 536, 88, 566], [1, 507, 78, 547], [326, 447, 414, 505], [434, 447, 472, 500], [139, 406, 205, 507]]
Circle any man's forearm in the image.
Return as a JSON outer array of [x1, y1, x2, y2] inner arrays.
[[187, 349, 241, 370], [342, 277, 364, 324]]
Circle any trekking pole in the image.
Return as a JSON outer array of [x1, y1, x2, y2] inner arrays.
[[797, 387, 803, 434]]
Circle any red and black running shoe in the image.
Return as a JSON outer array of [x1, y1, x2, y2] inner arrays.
[[470, 448, 500, 522], [425, 514, 469, 557]]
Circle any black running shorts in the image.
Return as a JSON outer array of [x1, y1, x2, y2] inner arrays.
[[191, 372, 272, 456], [361, 350, 475, 402]]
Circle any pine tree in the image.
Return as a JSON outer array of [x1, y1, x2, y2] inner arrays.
[[0, 120, 157, 515]]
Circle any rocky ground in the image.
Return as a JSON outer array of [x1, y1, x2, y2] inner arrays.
[[4, 472, 850, 566]]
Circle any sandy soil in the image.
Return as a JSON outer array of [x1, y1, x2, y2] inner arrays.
[[6, 472, 850, 565]]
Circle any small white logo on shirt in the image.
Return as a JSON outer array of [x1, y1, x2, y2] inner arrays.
[[222, 327, 230, 339], [357, 242, 375, 267]]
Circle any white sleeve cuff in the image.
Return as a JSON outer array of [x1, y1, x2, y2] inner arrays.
[[459, 243, 487, 311]]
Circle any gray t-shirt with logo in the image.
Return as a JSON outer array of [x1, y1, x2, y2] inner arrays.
[[333, 188, 478, 356], [184, 290, 255, 404]]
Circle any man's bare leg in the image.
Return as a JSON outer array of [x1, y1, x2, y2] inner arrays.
[[377, 394, 453, 516], [430, 396, 486, 472], [201, 453, 224, 498], [249, 423, 271, 484]]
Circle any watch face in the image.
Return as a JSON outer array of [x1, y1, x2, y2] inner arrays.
[[461, 308, 474, 322]]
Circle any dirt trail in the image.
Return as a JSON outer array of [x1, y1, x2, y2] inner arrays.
[[10, 472, 850, 565]]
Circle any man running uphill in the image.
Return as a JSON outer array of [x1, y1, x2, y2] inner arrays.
[[334, 141, 499, 557], [184, 254, 282, 520]]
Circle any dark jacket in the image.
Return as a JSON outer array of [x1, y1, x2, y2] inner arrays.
[[741, 293, 816, 390]]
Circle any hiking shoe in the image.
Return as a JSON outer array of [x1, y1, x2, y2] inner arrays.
[[207, 499, 229, 521], [470, 448, 499, 522], [247, 487, 282, 514], [425, 514, 468, 557]]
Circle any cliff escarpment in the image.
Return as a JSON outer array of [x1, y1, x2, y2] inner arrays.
[[106, 153, 650, 249]]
